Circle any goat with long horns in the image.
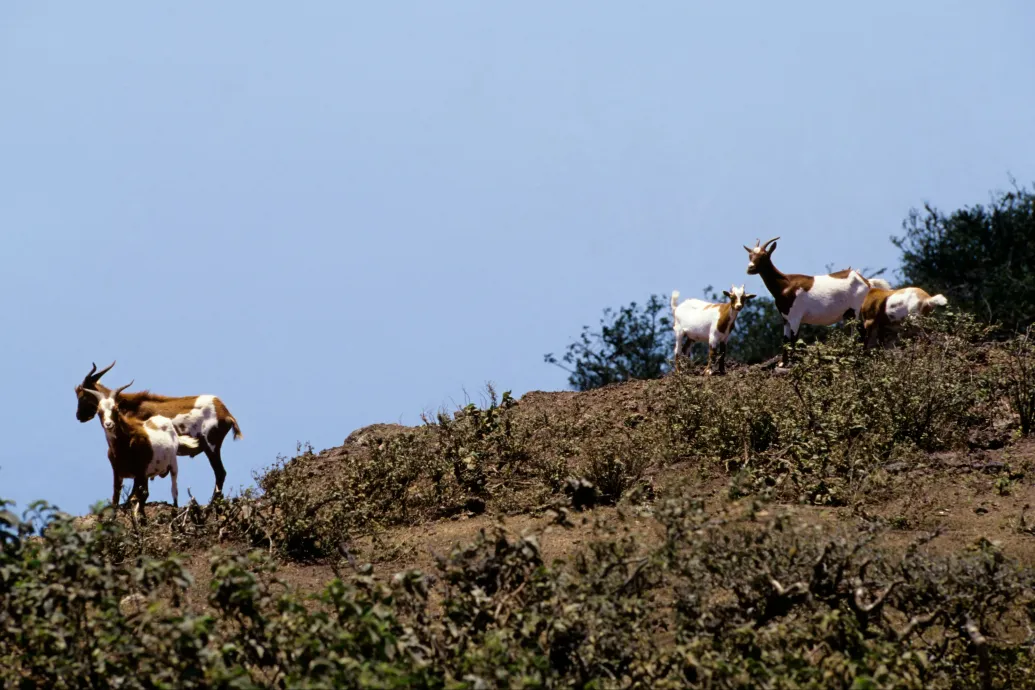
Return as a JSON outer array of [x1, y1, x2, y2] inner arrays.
[[74, 361, 242, 501]]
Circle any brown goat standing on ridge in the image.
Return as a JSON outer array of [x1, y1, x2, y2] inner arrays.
[[74, 361, 242, 500], [82, 381, 192, 519]]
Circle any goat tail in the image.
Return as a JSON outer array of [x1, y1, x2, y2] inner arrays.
[[229, 416, 243, 440], [927, 294, 948, 308], [670, 290, 680, 313], [868, 278, 893, 290]]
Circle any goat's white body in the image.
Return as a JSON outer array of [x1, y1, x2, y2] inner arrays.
[[884, 288, 947, 324], [170, 395, 220, 450], [673, 298, 728, 349], [785, 272, 871, 333]]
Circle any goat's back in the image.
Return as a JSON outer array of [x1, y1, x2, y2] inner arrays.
[[673, 299, 722, 340]]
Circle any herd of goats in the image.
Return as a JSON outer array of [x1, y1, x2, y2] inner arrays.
[[671, 236, 947, 374], [71, 236, 947, 520]]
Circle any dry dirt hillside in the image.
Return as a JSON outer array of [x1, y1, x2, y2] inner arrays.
[[104, 327, 1035, 605], [17, 325, 1035, 687]]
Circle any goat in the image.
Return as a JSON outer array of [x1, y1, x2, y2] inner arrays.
[[81, 381, 196, 519], [671, 285, 756, 375], [75, 361, 242, 498], [744, 237, 887, 367], [861, 286, 948, 349]]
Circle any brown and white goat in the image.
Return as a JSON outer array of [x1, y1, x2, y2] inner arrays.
[[671, 285, 756, 375], [75, 361, 242, 498], [861, 286, 948, 348], [81, 381, 195, 519], [744, 237, 890, 367]]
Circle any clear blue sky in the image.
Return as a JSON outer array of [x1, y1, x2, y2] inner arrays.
[[2, 2, 1033, 514]]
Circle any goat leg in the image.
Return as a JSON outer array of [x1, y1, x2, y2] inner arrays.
[[111, 474, 123, 511], [131, 476, 149, 523]]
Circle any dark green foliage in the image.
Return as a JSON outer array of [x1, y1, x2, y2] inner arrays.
[[893, 182, 1035, 333], [545, 294, 673, 391], [4, 497, 1034, 688]]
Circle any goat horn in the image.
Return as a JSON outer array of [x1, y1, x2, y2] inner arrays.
[[113, 380, 134, 398], [763, 236, 780, 249], [86, 360, 116, 384]]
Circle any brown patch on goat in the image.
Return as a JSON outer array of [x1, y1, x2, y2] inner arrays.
[[862, 288, 893, 326], [715, 302, 736, 334]]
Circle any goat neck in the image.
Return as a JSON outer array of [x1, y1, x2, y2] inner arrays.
[[752, 252, 791, 299]]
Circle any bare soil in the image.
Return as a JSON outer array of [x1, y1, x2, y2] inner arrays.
[[90, 377, 1035, 605]]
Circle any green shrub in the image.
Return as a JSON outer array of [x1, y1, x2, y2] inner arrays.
[[5, 496, 1035, 688]]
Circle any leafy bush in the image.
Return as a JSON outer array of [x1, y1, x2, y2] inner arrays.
[[893, 181, 1035, 333], [545, 294, 674, 390], [658, 497, 1035, 689], [5, 496, 1035, 688]]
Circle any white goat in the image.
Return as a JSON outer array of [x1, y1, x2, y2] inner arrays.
[[671, 285, 756, 375]]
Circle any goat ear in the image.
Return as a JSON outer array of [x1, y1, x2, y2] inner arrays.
[[722, 290, 732, 298], [745, 293, 757, 300], [743, 245, 753, 253], [81, 388, 104, 402], [766, 242, 777, 254]]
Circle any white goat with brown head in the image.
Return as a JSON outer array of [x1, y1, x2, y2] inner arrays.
[[744, 237, 888, 366], [671, 284, 756, 375], [81, 381, 196, 520], [861, 286, 948, 348]]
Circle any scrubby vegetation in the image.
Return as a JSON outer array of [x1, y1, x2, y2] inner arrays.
[[5, 493, 1035, 688], [224, 314, 1027, 556], [7, 312, 1035, 687]]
